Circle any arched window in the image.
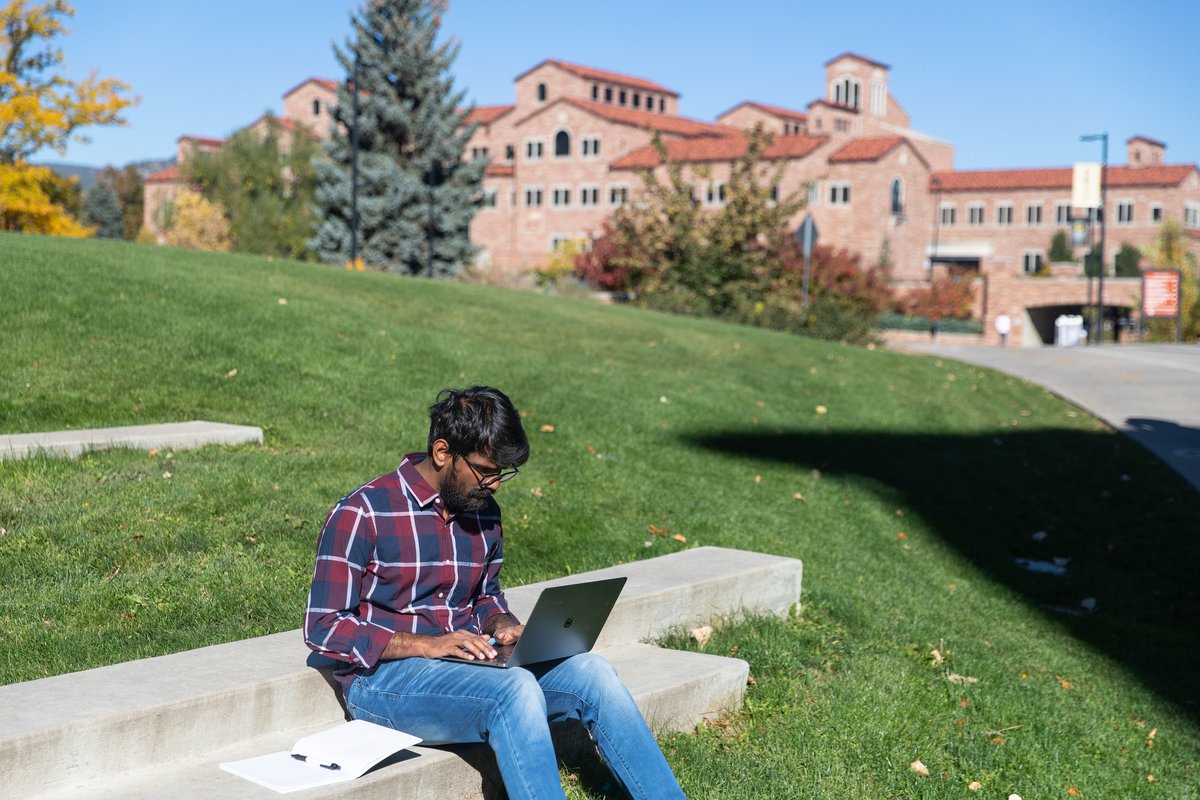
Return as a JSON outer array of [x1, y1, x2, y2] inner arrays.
[[312, 99, 321, 116], [890, 178, 904, 215], [833, 76, 861, 109], [554, 130, 570, 157], [537, 83, 547, 102]]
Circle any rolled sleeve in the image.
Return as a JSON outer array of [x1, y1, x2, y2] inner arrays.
[[303, 502, 393, 669]]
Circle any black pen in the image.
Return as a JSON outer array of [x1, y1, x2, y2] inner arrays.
[[291, 753, 341, 770]]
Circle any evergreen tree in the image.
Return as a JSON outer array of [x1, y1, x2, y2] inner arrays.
[[81, 180, 122, 237], [311, 0, 484, 276], [98, 164, 144, 240]]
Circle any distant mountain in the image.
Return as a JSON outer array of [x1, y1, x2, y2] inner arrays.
[[38, 158, 176, 189]]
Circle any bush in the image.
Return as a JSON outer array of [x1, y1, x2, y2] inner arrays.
[[1049, 229, 1074, 262], [897, 271, 975, 320], [1115, 243, 1141, 277], [163, 191, 231, 252]]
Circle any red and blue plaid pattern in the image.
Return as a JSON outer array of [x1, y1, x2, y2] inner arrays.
[[304, 453, 511, 682]]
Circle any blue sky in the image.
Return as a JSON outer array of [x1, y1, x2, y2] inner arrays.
[[42, 0, 1200, 172]]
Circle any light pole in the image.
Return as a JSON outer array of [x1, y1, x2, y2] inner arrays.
[[1081, 133, 1107, 344], [350, 50, 361, 269]]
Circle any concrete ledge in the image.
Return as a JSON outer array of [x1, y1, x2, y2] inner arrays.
[[1, 547, 801, 798], [0, 421, 264, 461]]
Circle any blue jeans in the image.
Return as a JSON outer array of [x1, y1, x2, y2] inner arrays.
[[344, 652, 686, 800]]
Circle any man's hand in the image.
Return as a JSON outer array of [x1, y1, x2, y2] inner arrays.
[[492, 624, 524, 646], [424, 630, 498, 661]]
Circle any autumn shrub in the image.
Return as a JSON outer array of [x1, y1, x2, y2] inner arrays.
[[897, 271, 976, 320], [163, 190, 231, 252]]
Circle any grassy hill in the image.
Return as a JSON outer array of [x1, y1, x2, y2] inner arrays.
[[1, 233, 1197, 798]]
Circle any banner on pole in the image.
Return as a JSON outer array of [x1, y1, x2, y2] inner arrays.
[[1072, 163, 1102, 209], [1142, 269, 1181, 319]]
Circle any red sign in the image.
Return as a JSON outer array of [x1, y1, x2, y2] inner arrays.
[[1142, 269, 1181, 319]]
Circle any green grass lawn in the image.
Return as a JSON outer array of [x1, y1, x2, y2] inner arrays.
[[2, 233, 1197, 798]]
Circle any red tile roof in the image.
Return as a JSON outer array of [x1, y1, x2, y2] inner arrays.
[[806, 99, 861, 115], [146, 165, 181, 184], [828, 136, 905, 162], [1127, 134, 1166, 147], [931, 164, 1197, 192], [484, 164, 514, 177], [825, 52, 890, 71], [178, 134, 224, 146], [719, 100, 807, 122], [513, 97, 734, 139], [464, 105, 514, 125], [516, 59, 679, 96], [611, 133, 829, 170], [283, 77, 338, 97]]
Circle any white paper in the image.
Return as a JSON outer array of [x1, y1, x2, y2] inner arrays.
[[220, 720, 422, 794]]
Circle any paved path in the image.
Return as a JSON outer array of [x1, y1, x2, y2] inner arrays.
[[898, 343, 1200, 492]]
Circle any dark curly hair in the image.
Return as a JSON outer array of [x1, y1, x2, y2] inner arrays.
[[427, 386, 530, 468]]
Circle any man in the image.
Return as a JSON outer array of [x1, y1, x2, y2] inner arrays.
[[304, 386, 686, 800]]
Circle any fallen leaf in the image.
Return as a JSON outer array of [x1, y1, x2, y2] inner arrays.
[[792, 493, 806, 502], [968, 781, 982, 791], [991, 736, 1007, 744], [539, 424, 556, 433], [910, 759, 930, 777], [277, 297, 288, 305], [224, 368, 238, 378], [587, 445, 596, 455], [659, 396, 669, 404], [746, 675, 757, 686], [1057, 676, 1073, 690], [1146, 775, 1155, 782], [162, 471, 173, 479], [815, 405, 828, 414], [530, 486, 543, 497], [691, 625, 713, 646], [148, 448, 160, 457], [960, 697, 970, 708], [754, 474, 762, 484], [947, 674, 978, 685], [672, 533, 687, 543], [1067, 788, 1081, 797], [647, 524, 668, 537], [930, 648, 945, 666], [897, 532, 908, 540], [120, 613, 134, 621]]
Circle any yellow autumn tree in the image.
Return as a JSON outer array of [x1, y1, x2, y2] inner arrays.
[[0, 0, 135, 235], [1144, 218, 1200, 342], [163, 190, 231, 252]]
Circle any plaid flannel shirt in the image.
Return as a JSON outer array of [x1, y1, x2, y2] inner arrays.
[[303, 453, 512, 685]]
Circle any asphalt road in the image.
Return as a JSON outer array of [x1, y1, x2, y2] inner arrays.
[[898, 343, 1200, 492]]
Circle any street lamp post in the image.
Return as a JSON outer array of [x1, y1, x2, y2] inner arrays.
[[1081, 133, 1107, 344], [350, 51, 361, 269]]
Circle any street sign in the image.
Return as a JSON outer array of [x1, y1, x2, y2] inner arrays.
[[797, 214, 818, 260], [1072, 162, 1102, 209], [1142, 269, 1181, 319]]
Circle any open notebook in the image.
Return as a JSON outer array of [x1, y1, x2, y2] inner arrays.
[[219, 719, 421, 794]]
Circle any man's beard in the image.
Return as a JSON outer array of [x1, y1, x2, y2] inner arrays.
[[438, 473, 491, 515]]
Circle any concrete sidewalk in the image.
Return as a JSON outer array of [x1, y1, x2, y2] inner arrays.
[[898, 343, 1200, 492]]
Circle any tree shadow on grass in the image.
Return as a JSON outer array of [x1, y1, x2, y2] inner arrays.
[[686, 425, 1200, 720]]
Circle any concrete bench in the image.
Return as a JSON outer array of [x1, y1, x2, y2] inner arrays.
[[0, 421, 263, 461], [0, 547, 802, 799]]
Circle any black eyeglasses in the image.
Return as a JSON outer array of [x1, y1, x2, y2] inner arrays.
[[457, 455, 520, 487]]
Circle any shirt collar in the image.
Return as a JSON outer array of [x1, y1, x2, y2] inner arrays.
[[398, 452, 440, 509]]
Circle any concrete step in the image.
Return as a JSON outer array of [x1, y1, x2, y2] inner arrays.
[[0, 420, 263, 461], [0, 547, 801, 798], [35, 643, 748, 800]]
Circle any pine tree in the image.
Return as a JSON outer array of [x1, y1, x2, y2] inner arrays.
[[311, 0, 484, 276], [81, 180, 122, 237]]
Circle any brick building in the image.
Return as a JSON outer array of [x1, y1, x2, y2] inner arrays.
[[146, 53, 1200, 344]]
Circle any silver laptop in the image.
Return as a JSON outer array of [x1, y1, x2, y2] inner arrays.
[[440, 576, 626, 669]]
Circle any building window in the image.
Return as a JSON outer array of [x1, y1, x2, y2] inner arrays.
[[632, 92, 640, 109], [525, 140, 544, 160], [706, 182, 727, 206], [1151, 203, 1163, 222], [1186, 202, 1200, 228], [834, 118, 849, 133], [890, 178, 904, 215], [480, 188, 497, 208], [939, 204, 956, 226], [551, 186, 571, 207], [833, 76, 861, 109], [581, 136, 601, 157], [1022, 251, 1045, 275], [312, 99, 321, 116], [505, 144, 514, 162], [1026, 203, 1043, 226], [609, 184, 629, 206], [604, 86, 613, 103], [1117, 201, 1134, 224], [592, 85, 599, 100], [658, 97, 665, 112], [1055, 202, 1071, 224], [554, 130, 571, 157], [524, 186, 543, 207], [997, 203, 1013, 226], [870, 80, 886, 115], [619, 89, 627, 106], [806, 182, 819, 208], [537, 83, 547, 102], [968, 204, 984, 225], [470, 147, 489, 160], [579, 185, 599, 206], [828, 182, 851, 205], [769, 185, 779, 204]]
